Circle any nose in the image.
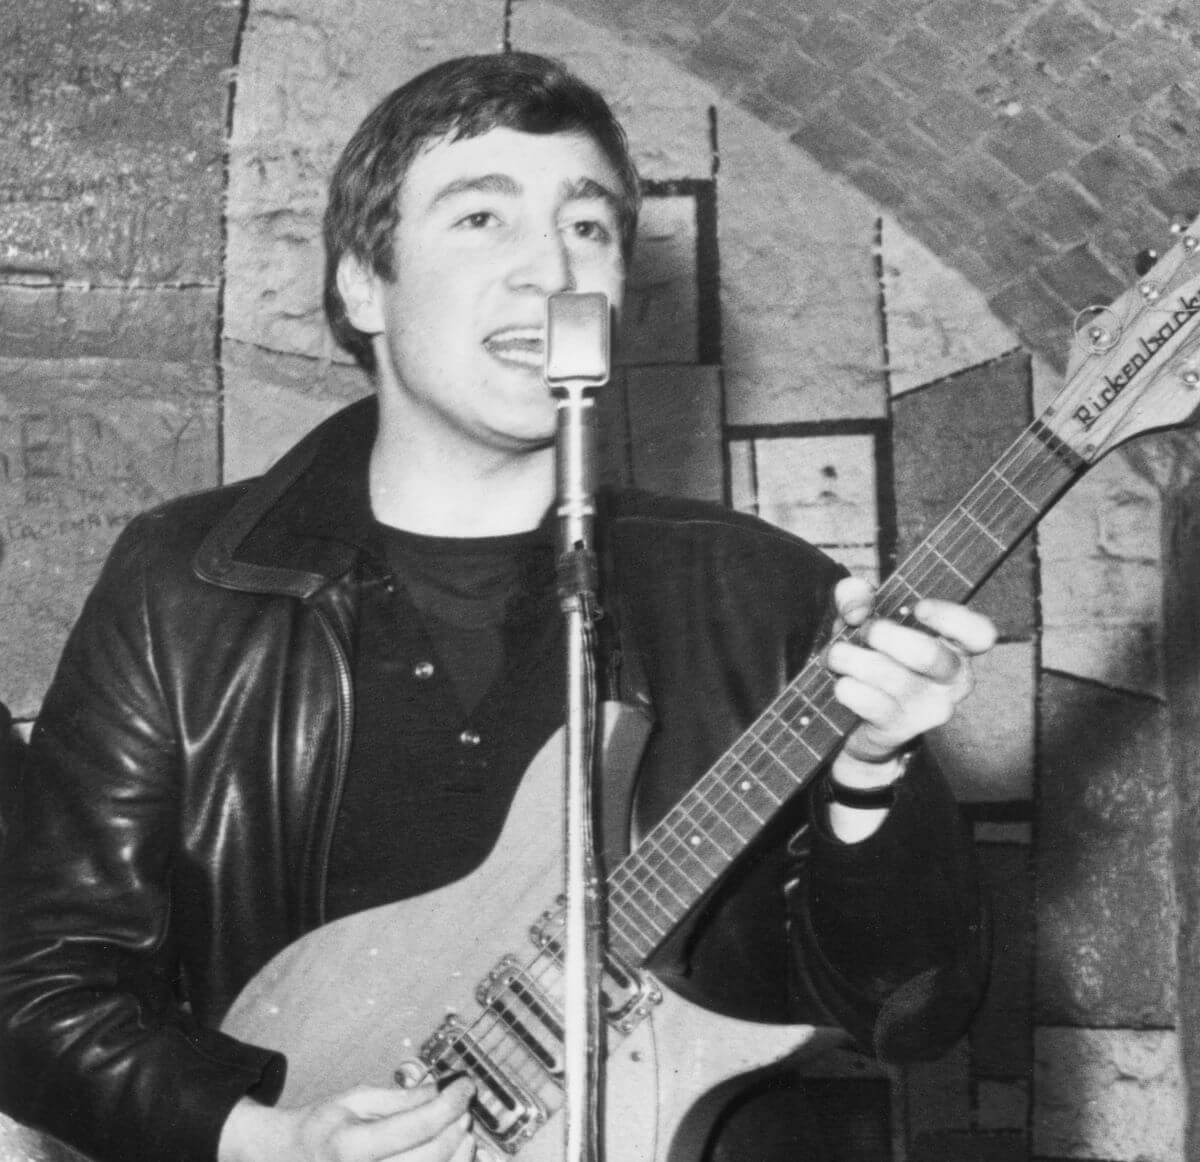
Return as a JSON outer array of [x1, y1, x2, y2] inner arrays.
[[506, 227, 574, 295]]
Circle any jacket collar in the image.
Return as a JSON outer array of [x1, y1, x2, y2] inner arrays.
[[193, 398, 380, 599]]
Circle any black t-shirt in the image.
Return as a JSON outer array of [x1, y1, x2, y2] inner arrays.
[[323, 521, 564, 921]]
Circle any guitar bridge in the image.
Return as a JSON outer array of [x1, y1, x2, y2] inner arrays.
[[419, 1017, 546, 1153]]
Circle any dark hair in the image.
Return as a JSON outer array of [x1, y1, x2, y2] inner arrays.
[[323, 52, 641, 371]]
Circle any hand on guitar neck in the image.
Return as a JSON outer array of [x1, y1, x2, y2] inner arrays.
[[823, 576, 998, 843], [217, 1077, 485, 1162]]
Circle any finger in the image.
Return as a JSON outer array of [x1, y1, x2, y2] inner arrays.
[[350, 1079, 474, 1155], [911, 598, 997, 655], [828, 625, 965, 698], [857, 620, 968, 687], [832, 673, 902, 729], [833, 576, 875, 629], [337, 1082, 443, 1120]]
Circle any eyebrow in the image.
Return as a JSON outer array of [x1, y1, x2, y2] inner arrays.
[[563, 177, 621, 212], [427, 173, 621, 212], [428, 173, 521, 208]]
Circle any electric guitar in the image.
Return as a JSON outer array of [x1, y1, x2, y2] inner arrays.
[[8, 215, 1200, 1162]]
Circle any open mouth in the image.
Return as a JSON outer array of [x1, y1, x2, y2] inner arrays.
[[483, 327, 545, 370]]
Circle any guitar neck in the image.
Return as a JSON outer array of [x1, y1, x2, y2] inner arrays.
[[605, 416, 1088, 967]]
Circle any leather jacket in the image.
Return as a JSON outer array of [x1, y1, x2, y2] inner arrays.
[[0, 399, 987, 1162]]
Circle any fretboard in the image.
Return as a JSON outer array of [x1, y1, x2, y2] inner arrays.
[[605, 418, 1087, 967]]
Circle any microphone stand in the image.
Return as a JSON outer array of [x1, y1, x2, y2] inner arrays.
[[545, 292, 610, 1162]]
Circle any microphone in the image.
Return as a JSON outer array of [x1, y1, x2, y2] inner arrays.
[[545, 293, 611, 392], [544, 293, 610, 556]]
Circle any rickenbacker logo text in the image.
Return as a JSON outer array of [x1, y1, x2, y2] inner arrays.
[[1074, 290, 1200, 429]]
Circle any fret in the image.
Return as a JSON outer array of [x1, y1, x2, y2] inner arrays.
[[607, 872, 674, 934], [635, 873, 702, 931], [742, 708, 823, 762], [999, 437, 1078, 507], [608, 897, 668, 956], [640, 835, 708, 896], [961, 507, 1006, 551], [674, 821, 733, 866], [715, 758, 782, 821], [720, 767, 784, 823], [669, 803, 740, 867], [728, 783, 768, 824], [931, 543, 974, 587], [727, 738, 808, 802], [614, 872, 682, 936], [899, 547, 973, 602], [1030, 418, 1087, 472], [608, 910, 657, 962], [881, 571, 922, 603], [617, 837, 694, 904], [689, 784, 754, 849], [985, 464, 1040, 513], [783, 701, 846, 753], [635, 836, 710, 901]]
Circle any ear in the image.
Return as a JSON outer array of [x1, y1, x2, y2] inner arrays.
[[336, 255, 385, 335]]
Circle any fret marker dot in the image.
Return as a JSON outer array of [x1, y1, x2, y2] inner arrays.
[[690, 835, 701, 846], [800, 716, 810, 727], [740, 780, 751, 791], [899, 605, 911, 617]]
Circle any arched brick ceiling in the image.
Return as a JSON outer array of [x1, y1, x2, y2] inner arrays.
[[552, 0, 1200, 371]]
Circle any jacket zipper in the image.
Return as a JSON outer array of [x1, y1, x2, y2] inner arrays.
[[311, 605, 355, 928]]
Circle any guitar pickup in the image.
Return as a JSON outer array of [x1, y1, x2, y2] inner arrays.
[[530, 909, 663, 1033], [418, 1016, 546, 1153], [477, 956, 565, 1079]]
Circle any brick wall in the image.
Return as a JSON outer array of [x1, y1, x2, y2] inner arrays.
[[551, 0, 1200, 374], [1, 3, 1197, 1160]]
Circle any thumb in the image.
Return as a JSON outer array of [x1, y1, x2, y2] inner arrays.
[[833, 575, 875, 631]]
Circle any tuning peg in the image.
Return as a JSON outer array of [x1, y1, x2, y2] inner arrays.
[[1135, 248, 1159, 276]]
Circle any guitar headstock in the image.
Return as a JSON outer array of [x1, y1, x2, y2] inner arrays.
[[1043, 212, 1200, 463]]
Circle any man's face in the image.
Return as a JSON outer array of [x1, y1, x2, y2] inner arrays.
[[345, 126, 627, 455]]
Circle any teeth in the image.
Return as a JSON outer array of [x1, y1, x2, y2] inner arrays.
[[490, 346, 542, 368], [485, 328, 545, 368]]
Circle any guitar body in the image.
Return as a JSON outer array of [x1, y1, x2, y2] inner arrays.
[[222, 725, 835, 1160]]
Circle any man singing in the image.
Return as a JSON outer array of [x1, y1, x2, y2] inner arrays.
[[0, 53, 993, 1162]]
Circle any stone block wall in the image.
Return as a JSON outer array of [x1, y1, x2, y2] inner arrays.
[[1, 3, 1195, 1161], [0, 0, 236, 718], [550, 0, 1200, 374]]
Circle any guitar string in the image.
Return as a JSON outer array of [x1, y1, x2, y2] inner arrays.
[[423, 424, 1083, 1110], [604, 423, 1081, 956]]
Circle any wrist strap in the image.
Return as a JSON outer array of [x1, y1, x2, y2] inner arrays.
[[822, 773, 896, 810], [822, 749, 914, 810]]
